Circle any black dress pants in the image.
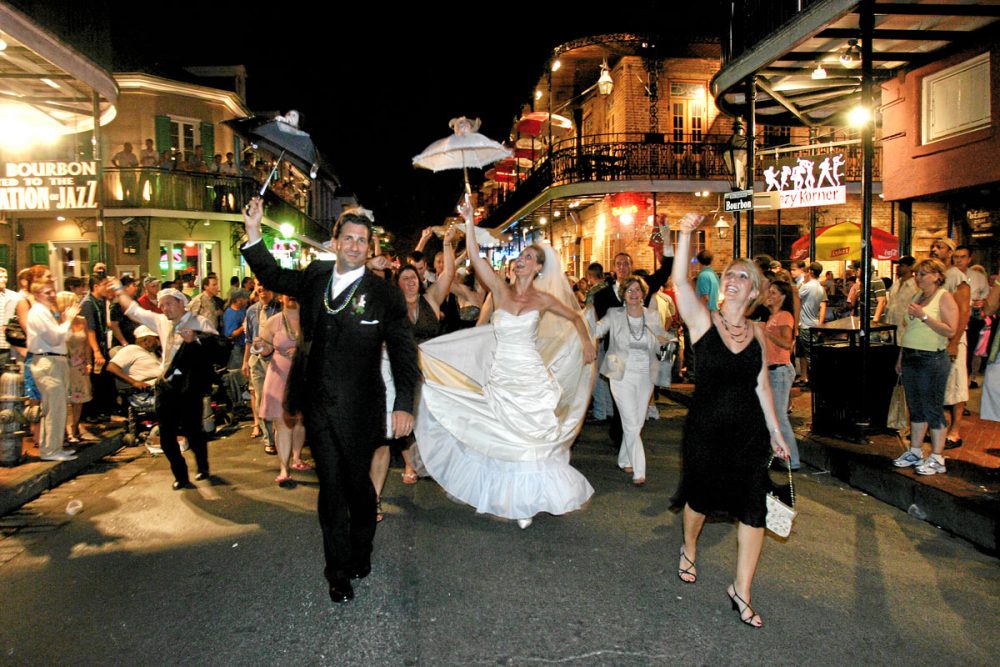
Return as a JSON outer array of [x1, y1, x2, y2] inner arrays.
[[155, 386, 209, 483], [305, 406, 377, 582]]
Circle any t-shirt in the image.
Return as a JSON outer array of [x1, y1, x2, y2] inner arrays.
[[798, 279, 827, 330], [944, 266, 970, 301], [765, 310, 794, 366], [222, 306, 246, 341], [80, 294, 108, 355], [109, 344, 161, 383], [696, 267, 720, 311], [112, 150, 138, 168], [110, 301, 138, 345]]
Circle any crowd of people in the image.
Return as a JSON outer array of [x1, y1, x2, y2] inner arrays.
[[110, 140, 311, 211], [6, 195, 997, 620]]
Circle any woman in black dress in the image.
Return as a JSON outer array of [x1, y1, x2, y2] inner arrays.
[[671, 213, 790, 628], [369, 226, 457, 515]]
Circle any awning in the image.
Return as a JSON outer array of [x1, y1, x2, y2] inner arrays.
[[790, 221, 899, 261], [713, 0, 1000, 127], [0, 3, 118, 138]]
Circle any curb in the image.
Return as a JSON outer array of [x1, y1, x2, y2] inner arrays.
[[0, 433, 125, 518], [663, 389, 999, 554]]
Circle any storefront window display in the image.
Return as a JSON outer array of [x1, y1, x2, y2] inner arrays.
[[158, 240, 218, 282]]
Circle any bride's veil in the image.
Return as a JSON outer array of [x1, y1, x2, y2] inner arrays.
[[532, 241, 596, 426]]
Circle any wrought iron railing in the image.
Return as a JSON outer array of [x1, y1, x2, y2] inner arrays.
[[479, 131, 881, 227], [103, 168, 328, 241]]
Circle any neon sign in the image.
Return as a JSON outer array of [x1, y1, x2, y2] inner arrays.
[[762, 153, 847, 210]]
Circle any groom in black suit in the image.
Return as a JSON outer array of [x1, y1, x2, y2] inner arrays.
[[241, 198, 419, 603]]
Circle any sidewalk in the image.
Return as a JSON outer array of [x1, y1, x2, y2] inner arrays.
[[663, 382, 1000, 554], [0, 424, 132, 518]]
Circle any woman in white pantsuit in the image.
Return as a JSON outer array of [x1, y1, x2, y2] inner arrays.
[[595, 275, 670, 486]]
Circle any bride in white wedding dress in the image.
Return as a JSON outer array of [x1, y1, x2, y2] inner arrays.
[[414, 199, 598, 527]]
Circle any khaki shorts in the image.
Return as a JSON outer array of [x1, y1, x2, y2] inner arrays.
[[943, 335, 968, 406]]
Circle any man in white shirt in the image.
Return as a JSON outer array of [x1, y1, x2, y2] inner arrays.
[[26, 282, 80, 461], [138, 139, 158, 167], [930, 237, 971, 450], [0, 268, 22, 362], [107, 325, 161, 390], [113, 286, 222, 489], [885, 256, 918, 340]]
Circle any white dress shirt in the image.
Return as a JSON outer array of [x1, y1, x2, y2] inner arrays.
[[26, 302, 72, 354], [331, 265, 365, 299], [124, 302, 217, 379], [0, 288, 23, 350]]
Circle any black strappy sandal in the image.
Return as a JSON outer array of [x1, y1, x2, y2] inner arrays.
[[678, 547, 697, 584], [727, 584, 762, 628]]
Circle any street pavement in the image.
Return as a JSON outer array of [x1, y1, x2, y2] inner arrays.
[[0, 400, 997, 666]]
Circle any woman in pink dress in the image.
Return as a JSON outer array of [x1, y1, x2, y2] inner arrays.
[[258, 294, 309, 484]]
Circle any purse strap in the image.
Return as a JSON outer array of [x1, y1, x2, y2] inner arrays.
[[767, 455, 795, 507]]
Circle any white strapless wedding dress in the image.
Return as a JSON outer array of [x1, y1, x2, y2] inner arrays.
[[414, 309, 595, 521]]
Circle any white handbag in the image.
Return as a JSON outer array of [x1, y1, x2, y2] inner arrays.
[[765, 458, 797, 538]]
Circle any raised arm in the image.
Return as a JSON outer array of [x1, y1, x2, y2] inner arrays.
[[459, 197, 504, 296], [425, 226, 457, 310], [240, 197, 306, 298], [414, 226, 434, 253], [670, 213, 711, 342]]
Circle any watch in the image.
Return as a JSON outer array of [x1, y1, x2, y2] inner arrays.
[[921, 314, 929, 322]]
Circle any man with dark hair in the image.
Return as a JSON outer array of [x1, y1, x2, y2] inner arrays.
[[408, 250, 429, 287], [64, 275, 86, 298], [796, 262, 828, 386], [80, 275, 112, 420], [695, 249, 719, 311], [241, 198, 419, 604], [110, 276, 140, 346], [187, 275, 222, 329]]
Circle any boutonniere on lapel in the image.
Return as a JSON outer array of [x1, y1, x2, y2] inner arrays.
[[351, 294, 367, 316]]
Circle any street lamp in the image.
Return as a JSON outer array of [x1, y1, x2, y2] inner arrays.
[[714, 215, 730, 239], [597, 59, 614, 96], [722, 118, 748, 191]]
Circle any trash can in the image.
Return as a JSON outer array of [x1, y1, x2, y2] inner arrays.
[[809, 318, 898, 440]]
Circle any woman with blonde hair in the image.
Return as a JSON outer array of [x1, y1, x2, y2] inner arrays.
[[55, 291, 95, 444], [671, 214, 789, 628]]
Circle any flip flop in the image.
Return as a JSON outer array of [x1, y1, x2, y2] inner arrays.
[[291, 461, 313, 471], [402, 471, 418, 485]]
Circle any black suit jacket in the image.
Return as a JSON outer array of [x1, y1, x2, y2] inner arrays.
[[241, 240, 420, 441], [593, 255, 674, 320]]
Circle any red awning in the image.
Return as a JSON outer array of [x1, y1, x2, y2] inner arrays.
[[515, 112, 573, 138]]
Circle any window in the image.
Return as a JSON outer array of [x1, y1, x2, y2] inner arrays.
[[158, 240, 218, 281], [922, 52, 990, 144], [169, 118, 199, 154], [761, 125, 791, 149]]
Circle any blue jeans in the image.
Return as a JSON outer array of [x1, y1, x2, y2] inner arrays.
[[592, 345, 614, 419], [768, 363, 800, 469], [901, 348, 950, 429]]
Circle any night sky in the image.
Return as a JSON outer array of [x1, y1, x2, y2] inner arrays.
[[98, 1, 718, 239]]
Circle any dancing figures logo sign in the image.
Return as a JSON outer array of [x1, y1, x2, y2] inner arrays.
[[0, 161, 99, 210], [762, 153, 846, 210]]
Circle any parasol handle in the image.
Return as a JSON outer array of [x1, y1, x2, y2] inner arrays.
[[258, 150, 287, 197], [463, 166, 472, 195]]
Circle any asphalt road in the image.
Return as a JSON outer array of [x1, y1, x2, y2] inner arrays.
[[0, 400, 997, 666]]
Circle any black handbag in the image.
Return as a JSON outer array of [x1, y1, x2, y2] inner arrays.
[[4, 315, 26, 348]]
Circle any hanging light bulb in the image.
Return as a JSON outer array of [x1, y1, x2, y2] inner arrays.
[[811, 63, 827, 80], [839, 39, 861, 67]]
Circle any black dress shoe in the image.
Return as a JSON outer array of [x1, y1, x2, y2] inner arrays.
[[328, 577, 354, 603], [350, 562, 371, 580], [194, 471, 210, 481], [172, 480, 192, 490], [944, 438, 963, 450]]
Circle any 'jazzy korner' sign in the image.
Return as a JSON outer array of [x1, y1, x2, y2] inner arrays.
[[0, 161, 98, 210], [762, 153, 847, 210]]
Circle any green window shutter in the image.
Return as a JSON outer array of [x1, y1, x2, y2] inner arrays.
[[29, 243, 49, 265], [89, 243, 101, 270], [200, 122, 215, 164], [155, 115, 172, 153], [0, 244, 9, 272]]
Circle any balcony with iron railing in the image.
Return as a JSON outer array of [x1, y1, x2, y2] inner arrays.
[[480, 131, 880, 227], [103, 168, 329, 242]]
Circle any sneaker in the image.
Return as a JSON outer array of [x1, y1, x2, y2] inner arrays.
[[41, 450, 78, 462], [915, 457, 946, 476], [893, 450, 924, 468]]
